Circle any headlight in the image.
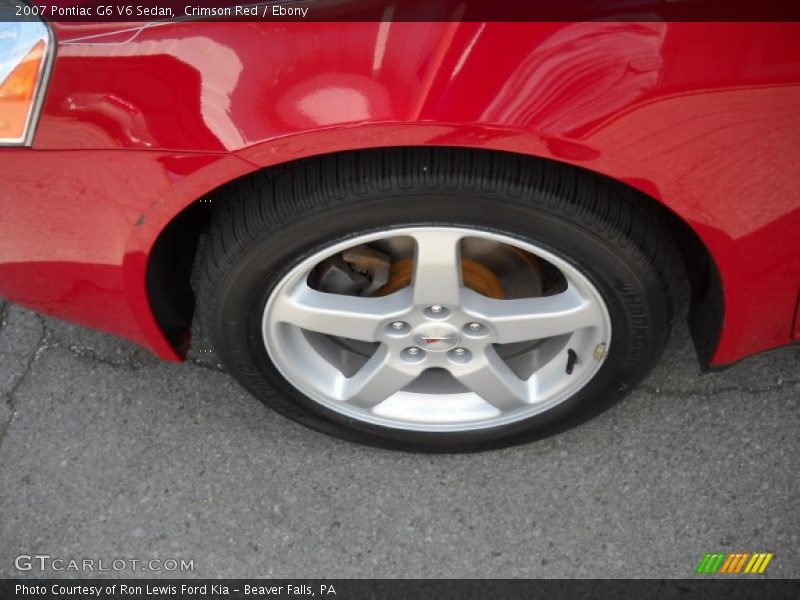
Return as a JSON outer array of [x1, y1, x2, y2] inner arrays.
[[0, 2, 52, 145]]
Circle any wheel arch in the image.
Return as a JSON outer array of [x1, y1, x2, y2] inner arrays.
[[143, 144, 723, 368]]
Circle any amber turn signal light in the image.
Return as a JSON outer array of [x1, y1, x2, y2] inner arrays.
[[0, 14, 50, 145], [0, 40, 45, 141]]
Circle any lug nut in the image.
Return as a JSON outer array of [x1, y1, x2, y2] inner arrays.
[[463, 322, 487, 337], [402, 346, 426, 363], [386, 321, 410, 335], [424, 305, 450, 319], [448, 347, 472, 364]]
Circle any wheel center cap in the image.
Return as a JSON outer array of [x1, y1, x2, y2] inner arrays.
[[414, 323, 460, 352]]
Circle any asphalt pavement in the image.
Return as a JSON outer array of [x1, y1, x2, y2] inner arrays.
[[0, 297, 797, 578]]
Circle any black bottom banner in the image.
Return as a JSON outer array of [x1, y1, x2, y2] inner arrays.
[[2, 579, 799, 600]]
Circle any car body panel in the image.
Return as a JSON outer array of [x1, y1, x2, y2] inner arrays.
[[0, 149, 256, 359], [1, 21, 799, 364]]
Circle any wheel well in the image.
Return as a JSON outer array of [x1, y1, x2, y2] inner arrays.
[[145, 147, 724, 366]]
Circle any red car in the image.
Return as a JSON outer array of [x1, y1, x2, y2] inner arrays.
[[1, 12, 798, 450]]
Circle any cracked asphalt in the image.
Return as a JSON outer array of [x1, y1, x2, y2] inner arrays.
[[0, 296, 797, 579]]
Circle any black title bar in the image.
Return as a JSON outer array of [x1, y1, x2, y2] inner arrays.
[[3, 0, 800, 22]]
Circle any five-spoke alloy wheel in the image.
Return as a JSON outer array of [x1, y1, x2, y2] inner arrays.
[[262, 227, 612, 432], [200, 149, 678, 451]]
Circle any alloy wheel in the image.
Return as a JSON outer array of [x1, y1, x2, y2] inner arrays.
[[262, 227, 612, 432]]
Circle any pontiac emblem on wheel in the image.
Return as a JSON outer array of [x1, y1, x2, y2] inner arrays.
[[414, 324, 460, 352]]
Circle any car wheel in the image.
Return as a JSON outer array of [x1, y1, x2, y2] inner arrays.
[[199, 149, 679, 452]]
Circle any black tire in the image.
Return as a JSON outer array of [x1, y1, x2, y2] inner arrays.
[[198, 148, 680, 452]]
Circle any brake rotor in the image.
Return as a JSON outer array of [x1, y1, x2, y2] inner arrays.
[[372, 257, 504, 298], [313, 238, 545, 300], [372, 243, 544, 299]]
